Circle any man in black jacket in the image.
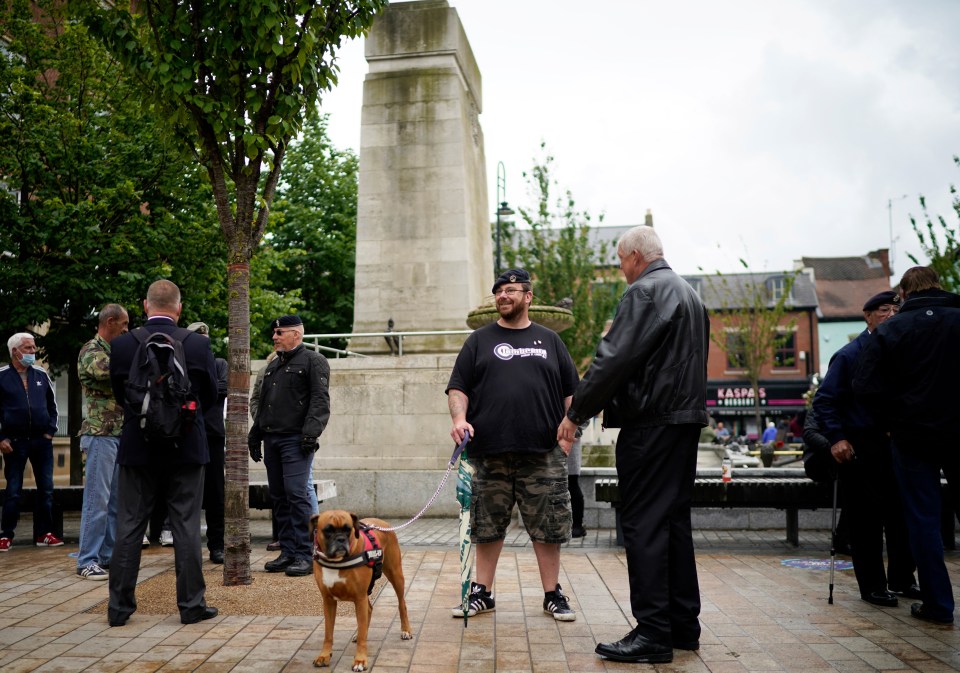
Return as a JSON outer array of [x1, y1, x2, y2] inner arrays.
[[855, 267, 960, 625], [559, 225, 709, 664], [107, 280, 219, 627], [248, 315, 330, 577]]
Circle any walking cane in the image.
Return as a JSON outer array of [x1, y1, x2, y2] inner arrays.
[[828, 476, 838, 605]]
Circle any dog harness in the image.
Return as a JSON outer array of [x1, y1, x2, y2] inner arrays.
[[313, 523, 384, 595]]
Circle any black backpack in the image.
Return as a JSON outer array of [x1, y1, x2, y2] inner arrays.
[[124, 327, 198, 444]]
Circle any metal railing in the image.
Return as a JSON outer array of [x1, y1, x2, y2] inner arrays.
[[302, 330, 473, 358]]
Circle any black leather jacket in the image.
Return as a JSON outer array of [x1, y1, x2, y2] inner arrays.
[[250, 344, 330, 438], [567, 259, 709, 429]]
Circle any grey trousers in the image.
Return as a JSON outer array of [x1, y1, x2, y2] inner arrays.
[[108, 463, 207, 624]]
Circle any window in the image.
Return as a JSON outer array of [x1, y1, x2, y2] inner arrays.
[[773, 333, 796, 369], [725, 333, 746, 369], [768, 276, 792, 302], [686, 277, 702, 296]]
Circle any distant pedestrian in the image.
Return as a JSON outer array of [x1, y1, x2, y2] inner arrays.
[[75, 304, 129, 579], [0, 333, 61, 552]]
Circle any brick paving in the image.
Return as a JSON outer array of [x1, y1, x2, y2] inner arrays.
[[0, 515, 958, 672]]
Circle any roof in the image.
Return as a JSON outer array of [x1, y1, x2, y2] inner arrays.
[[798, 250, 892, 319], [681, 271, 819, 311], [813, 278, 893, 320], [800, 251, 889, 280]]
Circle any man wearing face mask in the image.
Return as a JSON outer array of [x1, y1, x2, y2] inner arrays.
[[0, 333, 61, 552], [248, 315, 330, 577]]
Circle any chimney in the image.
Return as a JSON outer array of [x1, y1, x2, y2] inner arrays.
[[644, 209, 654, 227], [867, 248, 891, 277]]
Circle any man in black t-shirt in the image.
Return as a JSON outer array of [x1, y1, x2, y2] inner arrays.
[[447, 268, 580, 622]]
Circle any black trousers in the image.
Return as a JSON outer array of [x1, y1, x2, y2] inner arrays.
[[839, 429, 915, 595], [616, 423, 701, 644], [108, 463, 208, 624], [203, 433, 225, 552]]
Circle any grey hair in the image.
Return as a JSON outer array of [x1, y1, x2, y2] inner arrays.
[[617, 225, 664, 261], [7, 332, 35, 357]]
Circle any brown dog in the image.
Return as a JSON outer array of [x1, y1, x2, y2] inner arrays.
[[310, 510, 412, 671]]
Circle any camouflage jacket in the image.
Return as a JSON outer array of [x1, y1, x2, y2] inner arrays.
[[78, 334, 123, 436]]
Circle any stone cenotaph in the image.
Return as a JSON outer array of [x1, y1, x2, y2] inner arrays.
[[311, 1, 493, 516]]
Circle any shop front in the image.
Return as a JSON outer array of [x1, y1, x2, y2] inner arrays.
[[707, 380, 810, 440]]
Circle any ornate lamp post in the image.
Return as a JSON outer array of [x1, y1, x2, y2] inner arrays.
[[495, 161, 514, 275]]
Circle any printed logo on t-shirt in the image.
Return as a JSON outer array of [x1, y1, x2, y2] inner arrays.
[[493, 341, 548, 361]]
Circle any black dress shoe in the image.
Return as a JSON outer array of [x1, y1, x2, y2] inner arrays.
[[265, 555, 296, 572], [595, 628, 673, 663], [890, 583, 922, 600], [209, 549, 224, 564], [181, 606, 219, 625], [571, 526, 587, 538], [284, 558, 313, 576], [911, 602, 954, 625], [861, 590, 898, 607]]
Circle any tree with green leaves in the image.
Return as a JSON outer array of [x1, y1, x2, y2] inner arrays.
[[702, 263, 799, 437], [264, 113, 358, 353], [0, 1, 226, 482], [85, 0, 385, 584], [908, 156, 960, 292], [499, 144, 623, 371]]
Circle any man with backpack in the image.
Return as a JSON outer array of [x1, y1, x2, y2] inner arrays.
[[107, 280, 219, 627]]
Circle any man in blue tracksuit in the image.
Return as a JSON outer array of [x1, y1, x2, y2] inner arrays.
[[0, 332, 61, 551]]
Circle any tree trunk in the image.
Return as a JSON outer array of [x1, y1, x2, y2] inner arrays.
[[223, 259, 253, 586], [68, 360, 83, 485]]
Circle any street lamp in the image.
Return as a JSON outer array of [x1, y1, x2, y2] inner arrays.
[[495, 161, 514, 275], [887, 194, 908, 276]]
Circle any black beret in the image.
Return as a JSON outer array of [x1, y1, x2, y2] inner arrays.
[[271, 315, 303, 329], [862, 291, 900, 312], [492, 268, 531, 293]]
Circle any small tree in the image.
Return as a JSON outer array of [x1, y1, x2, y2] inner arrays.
[[908, 156, 960, 292], [705, 262, 799, 436], [500, 144, 624, 371], [85, 0, 386, 585]]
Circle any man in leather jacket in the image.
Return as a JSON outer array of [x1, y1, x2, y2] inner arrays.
[[248, 315, 330, 577], [558, 225, 709, 664], [855, 266, 960, 625]]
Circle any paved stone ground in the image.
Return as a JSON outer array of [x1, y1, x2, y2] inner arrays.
[[1, 515, 959, 672]]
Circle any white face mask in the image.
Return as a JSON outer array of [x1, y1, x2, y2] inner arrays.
[[19, 353, 36, 367]]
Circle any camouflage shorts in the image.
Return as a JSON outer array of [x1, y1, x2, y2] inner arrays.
[[471, 446, 571, 544]]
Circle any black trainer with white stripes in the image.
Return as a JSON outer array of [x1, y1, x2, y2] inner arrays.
[[451, 581, 496, 618], [543, 583, 576, 621]]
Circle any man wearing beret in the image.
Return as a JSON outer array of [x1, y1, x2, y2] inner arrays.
[[248, 315, 330, 577], [855, 267, 960, 625], [447, 268, 580, 621], [813, 289, 917, 609]]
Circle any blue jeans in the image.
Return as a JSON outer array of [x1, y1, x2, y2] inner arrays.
[[77, 435, 120, 568], [264, 434, 313, 560], [1, 436, 55, 540]]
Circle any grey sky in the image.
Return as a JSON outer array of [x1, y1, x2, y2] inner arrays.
[[321, 0, 960, 279]]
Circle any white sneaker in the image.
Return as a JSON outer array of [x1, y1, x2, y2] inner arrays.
[[160, 530, 174, 547], [142, 535, 150, 547]]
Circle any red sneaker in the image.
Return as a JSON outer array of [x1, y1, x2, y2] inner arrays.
[[36, 533, 64, 547], [0, 537, 10, 552]]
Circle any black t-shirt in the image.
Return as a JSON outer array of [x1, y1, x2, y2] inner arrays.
[[446, 322, 579, 456]]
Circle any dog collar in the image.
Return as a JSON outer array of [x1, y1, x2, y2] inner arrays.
[[313, 525, 384, 570]]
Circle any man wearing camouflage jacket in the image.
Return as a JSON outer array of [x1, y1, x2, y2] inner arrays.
[[75, 304, 128, 580]]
